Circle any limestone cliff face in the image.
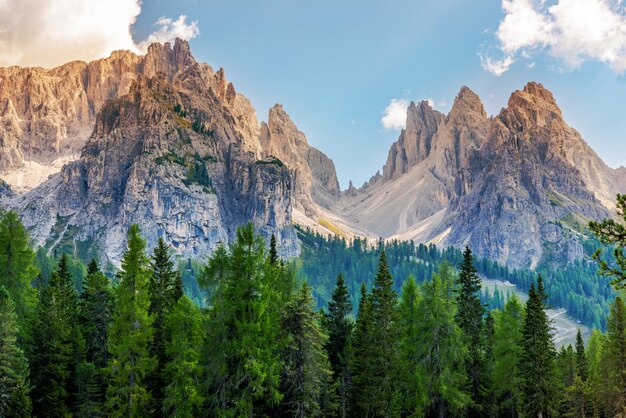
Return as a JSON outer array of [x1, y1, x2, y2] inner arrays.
[[6, 47, 297, 265], [0, 39, 262, 191], [260, 104, 340, 215], [339, 82, 624, 268]]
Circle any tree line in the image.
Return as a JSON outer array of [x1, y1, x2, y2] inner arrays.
[[0, 194, 626, 416]]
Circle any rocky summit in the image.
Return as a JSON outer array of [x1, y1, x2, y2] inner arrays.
[[2, 40, 319, 264], [336, 82, 626, 268], [0, 40, 623, 268]]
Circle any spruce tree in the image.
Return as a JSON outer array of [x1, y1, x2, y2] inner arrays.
[[280, 283, 333, 418], [566, 333, 592, 418], [107, 225, 155, 417], [350, 282, 374, 416], [269, 233, 279, 265], [398, 275, 422, 416], [0, 210, 37, 344], [416, 263, 469, 417], [148, 238, 183, 414], [162, 296, 204, 418], [455, 246, 486, 416], [77, 259, 112, 417], [31, 256, 80, 417], [575, 329, 588, 382], [367, 250, 401, 416], [0, 286, 32, 417], [492, 295, 524, 418], [323, 273, 353, 418], [519, 277, 557, 418]]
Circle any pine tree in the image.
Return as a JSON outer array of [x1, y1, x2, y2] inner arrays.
[[0, 211, 37, 344], [280, 283, 333, 418], [605, 296, 626, 415], [269, 233, 279, 265], [31, 255, 80, 417], [350, 282, 374, 416], [148, 238, 183, 414], [77, 259, 112, 417], [398, 275, 423, 416], [455, 246, 486, 416], [575, 329, 588, 382], [416, 263, 469, 417], [492, 295, 524, 418], [162, 296, 204, 418], [323, 273, 353, 418], [0, 286, 32, 417], [519, 277, 557, 418], [366, 250, 401, 416], [107, 225, 155, 418], [566, 333, 592, 418]]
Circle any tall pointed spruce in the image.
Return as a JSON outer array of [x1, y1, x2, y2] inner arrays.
[[31, 254, 81, 417], [148, 237, 183, 414], [455, 246, 486, 416], [77, 259, 112, 417], [519, 276, 557, 418], [107, 225, 155, 417], [323, 273, 353, 418], [368, 250, 401, 416], [350, 282, 374, 416], [280, 283, 333, 417]]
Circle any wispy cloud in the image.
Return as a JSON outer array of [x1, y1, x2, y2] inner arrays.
[[0, 0, 200, 68], [481, 0, 626, 75]]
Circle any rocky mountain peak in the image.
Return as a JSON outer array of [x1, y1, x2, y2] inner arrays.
[[143, 38, 196, 81], [504, 81, 563, 129], [448, 85, 487, 124], [260, 103, 340, 213]]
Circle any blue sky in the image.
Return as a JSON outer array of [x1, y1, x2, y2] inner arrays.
[[36, 0, 626, 188]]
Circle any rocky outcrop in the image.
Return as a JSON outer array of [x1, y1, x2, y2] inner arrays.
[[338, 82, 623, 268], [0, 38, 262, 191], [260, 104, 340, 214], [6, 44, 298, 265]]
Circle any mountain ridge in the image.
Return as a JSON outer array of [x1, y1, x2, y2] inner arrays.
[[0, 40, 623, 268]]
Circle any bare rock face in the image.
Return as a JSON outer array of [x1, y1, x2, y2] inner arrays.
[[0, 39, 264, 191], [260, 104, 340, 214], [6, 44, 298, 265], [339, 82, 623, 268]]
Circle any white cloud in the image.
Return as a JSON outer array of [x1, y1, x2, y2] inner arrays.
[[382, 99, 409, 131], [0, 0, 200, 68], [482, 0, 626, 75], [137, 15, 199, 52], [479, 54, 515, 76]]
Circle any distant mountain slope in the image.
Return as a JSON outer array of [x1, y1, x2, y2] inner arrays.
[[337, 83, 626, 268]]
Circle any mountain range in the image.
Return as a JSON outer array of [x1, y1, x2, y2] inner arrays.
[[0, 39, 624, 267]]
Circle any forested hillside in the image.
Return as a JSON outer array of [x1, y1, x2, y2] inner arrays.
[[0, 195, 625, 417], [297, 227, 615, 330]]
